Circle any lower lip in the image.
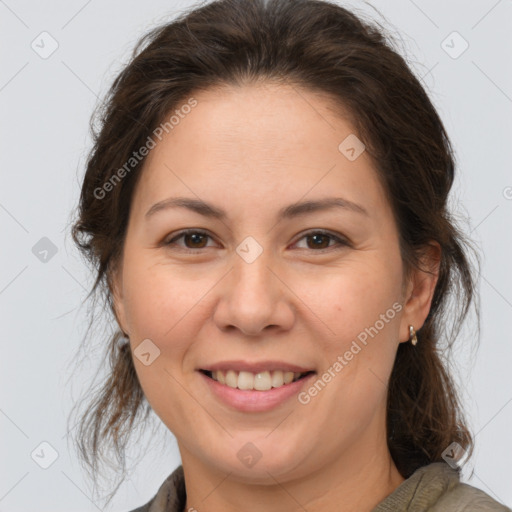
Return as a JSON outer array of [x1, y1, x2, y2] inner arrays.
[[199, 371, 316, 412]]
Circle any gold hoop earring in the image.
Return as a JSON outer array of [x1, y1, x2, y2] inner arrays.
[[409, 325, 418, 346]]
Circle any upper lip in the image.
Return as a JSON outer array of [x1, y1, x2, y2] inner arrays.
[[199, 360, 315, 374]]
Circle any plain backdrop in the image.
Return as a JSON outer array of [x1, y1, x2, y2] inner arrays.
[[1, 0, 511, 510]]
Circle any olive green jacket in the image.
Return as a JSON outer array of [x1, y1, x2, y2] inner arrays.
[[130, 462, 511, 511]]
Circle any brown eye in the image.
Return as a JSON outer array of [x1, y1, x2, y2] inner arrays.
[[164, 230, 214, 251], [164, 229, 349, 253], [182, 232, 209, 248], [294, 230, 349, 251], [305, 233, 331, 249]]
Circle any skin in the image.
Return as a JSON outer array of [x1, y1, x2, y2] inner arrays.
[[112, 82, 440, 512]]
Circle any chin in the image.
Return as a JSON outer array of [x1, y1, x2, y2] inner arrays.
[[198, 435, 313, 483]]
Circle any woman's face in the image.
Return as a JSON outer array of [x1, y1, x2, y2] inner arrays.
[[112, 83, 436, 483]]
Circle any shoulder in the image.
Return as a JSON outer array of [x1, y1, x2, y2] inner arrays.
[[421, 463, 510, 511], [421, 462, 509, 510], [433, 479, 511, 511], [373, 462, 511, 511]]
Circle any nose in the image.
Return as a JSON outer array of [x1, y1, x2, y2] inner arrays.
[[213, 249, 295, 336]]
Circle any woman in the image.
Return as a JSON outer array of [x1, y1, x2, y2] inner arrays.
[[69, 0, 510, 510]]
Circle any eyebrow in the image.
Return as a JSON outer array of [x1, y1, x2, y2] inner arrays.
[[144, 196, 369, 220]]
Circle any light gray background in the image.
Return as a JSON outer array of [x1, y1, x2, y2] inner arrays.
[[1, 0, 511, 510]]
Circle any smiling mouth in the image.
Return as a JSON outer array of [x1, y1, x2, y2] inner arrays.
[[200, 369, 315, 391]]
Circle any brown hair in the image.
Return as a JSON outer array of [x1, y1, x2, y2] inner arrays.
[[69, 0, 479, 502]]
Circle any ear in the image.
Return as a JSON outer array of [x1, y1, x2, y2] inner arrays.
[[399, 241, 441, 343], [109, 266, 130, 337]]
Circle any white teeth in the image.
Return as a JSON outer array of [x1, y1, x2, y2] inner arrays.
[[237, 371, 254, 390], [216, 370, 226, 385], [225, 370, 238, 388], [271, 371, 284, 388], [209, 369, 308, 390], [284, 371, 294, 384], [254, 371, 272, 391]]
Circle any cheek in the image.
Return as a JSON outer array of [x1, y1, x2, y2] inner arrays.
[[122, 271, 175, 340], [305, 258, 403, 350], [121, 256, 216, 357], [120, 259, 209, 424], [295, 261, 402, 442]]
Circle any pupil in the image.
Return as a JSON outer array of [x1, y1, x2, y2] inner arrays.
[[187, 233, 206, 248], [309, 234, 328, 249]]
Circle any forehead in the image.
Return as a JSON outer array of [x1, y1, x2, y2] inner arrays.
[[131, 83, 387, 222], [152, 82, 356, 161]]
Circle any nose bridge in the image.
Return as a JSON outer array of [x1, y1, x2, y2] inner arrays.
[[234, 240, 277, 304], [214, 241, 292, 335]]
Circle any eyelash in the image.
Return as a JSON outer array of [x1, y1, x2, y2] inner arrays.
[[163, 229, 350, 253]]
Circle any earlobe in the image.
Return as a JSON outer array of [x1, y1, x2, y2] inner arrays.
[[399, 242, 441, 343]]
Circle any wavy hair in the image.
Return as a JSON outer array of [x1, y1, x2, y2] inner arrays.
[[69, 0, 479, 503]]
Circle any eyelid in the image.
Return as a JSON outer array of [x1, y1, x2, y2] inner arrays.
[[164, 229, 217, 248], [163, 228, 350, 252], [292, 229, 350, 250]]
